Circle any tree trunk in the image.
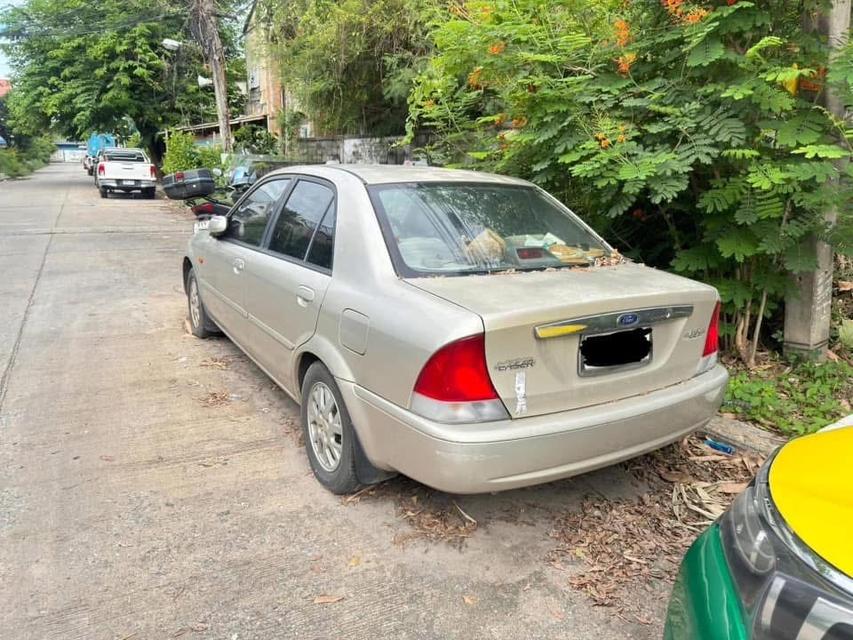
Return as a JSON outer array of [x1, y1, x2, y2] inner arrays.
[[190, 0, 232, 152]]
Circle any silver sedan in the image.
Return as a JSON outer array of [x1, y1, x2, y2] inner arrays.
[[182, 165, 728, 494]]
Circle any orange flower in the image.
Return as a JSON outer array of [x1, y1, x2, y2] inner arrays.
[[424, 99, 436, 108], [488, 41, 506, 55], [594, 132, 612, 149], [616, 52, 637, 75], [661, 0, 684, 16], [683, 8, 709, 23], [616, 133, 626, 144], [467, 67, 483, 89], [614, 19, 631, 47], [495, 113, 507, 126], [511, 117, 528, 129]]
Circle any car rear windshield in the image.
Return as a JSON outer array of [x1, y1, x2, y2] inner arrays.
[[105, 151, 146, 162], [368, 182, 612, 277]]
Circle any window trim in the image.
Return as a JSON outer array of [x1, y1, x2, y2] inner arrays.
[[261, 175, 338, 274], [366, 181, 614, 279], [221, 175, 295, 251]]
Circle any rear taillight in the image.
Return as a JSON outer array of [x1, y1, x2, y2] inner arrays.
[[175, 171, 185, 181], [411, 334, 509, 423], [191, 202, 215, 216], [97, 163, 105, 176], [703, 301, 720, 357], [150, 165, 156, 178]]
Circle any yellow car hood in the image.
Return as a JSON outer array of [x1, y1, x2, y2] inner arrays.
[[769, 426, 853, 577]]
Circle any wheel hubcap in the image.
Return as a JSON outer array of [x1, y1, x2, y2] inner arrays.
[[307, 382, 343, 472], [189, 279, 201, 329]]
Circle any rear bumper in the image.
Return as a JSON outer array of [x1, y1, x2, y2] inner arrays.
[[99, 179, 156, 190], [339, 364, 728, 494]]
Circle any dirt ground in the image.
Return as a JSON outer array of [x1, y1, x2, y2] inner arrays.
[[0, 164, 753, 639]]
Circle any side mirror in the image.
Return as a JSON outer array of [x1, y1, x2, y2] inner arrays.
[[208, 215, 228, 236]]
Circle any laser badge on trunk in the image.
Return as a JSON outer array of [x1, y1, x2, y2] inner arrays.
[[495, 357, 536, 372]]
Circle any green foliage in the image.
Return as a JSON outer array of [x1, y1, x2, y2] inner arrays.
[[126, 132, 143, 148], [162, 130, 223, 175], [255, 0, 432, 135], [0, 135, 55, 178], [723, 360, 853, 435], [0, 149, 29, 178], [406, 0, 851, 359], [233, 125, 278, 154]]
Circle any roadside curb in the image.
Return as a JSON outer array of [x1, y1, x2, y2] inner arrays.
[[702, 415, 786, 457]]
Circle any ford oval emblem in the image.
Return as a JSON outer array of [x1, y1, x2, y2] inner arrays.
[[617, 313, 639, 327]]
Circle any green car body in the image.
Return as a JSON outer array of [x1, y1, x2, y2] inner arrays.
[[665, 525, 748, 640]]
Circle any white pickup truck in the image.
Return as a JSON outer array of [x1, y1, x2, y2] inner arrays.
[[95, 148, 157, 199]]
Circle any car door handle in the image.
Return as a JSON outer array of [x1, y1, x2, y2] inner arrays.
[[232, 258, 245, 274], [296, 285, 315, 307]]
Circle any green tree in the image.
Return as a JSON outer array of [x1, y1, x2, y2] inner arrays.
[[256, 0, 433, 136], [407, 0, 852, 363], [0, 0, 244, 161]]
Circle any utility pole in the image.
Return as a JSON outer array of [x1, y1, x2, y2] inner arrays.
[[189, 0, 232, 151], [784, 0, 851, 359]]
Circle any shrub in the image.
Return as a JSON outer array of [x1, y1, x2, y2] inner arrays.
[[407, 0, 852, 363], [233, 125, 278, 155], [723, 359, 853, 435], [162, 130, 224, 175], [0, 149, 28, 177]]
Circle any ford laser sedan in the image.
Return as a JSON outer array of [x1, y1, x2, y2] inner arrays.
[[182, 165, 728, 494]]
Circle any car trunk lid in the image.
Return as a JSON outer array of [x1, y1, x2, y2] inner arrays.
[[406, 262, 719, 418]]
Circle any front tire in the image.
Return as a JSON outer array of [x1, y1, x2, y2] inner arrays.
[[186, 269, 215, 338], [301, 363, 361, 495], [99, 187, 107, 199]]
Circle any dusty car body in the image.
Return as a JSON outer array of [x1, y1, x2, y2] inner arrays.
[[182, 165, 728, 494]]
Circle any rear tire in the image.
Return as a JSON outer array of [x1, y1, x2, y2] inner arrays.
[[186, 269, 215, 338], [99, 187, 107, 199], [301, 363, 362, 495], [144, 188, 156, 200]]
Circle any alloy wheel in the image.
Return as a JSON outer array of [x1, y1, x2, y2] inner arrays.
[[307, 382, 343, 472]]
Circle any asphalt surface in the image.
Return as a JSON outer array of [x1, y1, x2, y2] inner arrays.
[[0, 164, 667, 639]]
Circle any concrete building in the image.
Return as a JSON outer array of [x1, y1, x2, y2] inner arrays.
[[243, 1, 291, 138]]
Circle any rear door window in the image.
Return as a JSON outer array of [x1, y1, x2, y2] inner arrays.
[[226, 178, 291, 247], [267, 180, 336, 269]]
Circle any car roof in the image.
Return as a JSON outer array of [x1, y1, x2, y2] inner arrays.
[[268, 164, 532, 186]]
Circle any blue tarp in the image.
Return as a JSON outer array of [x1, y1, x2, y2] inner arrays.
[[0, 135, 7, 148], [86, 133, 116, 156]]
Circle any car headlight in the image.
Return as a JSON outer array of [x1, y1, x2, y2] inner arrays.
[[720, 454, 853, 639]]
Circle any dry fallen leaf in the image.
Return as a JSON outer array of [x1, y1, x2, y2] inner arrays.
[[313, 595, 345, 605], [717, 481, 749, 494], [462, 594, 479, 606], [348, 554, 362, 568], [550, 434, 763, 617], [838, 280, 853, 292]]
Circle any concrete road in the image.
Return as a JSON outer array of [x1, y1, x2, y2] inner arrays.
[[0, 165, 666, 639]]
